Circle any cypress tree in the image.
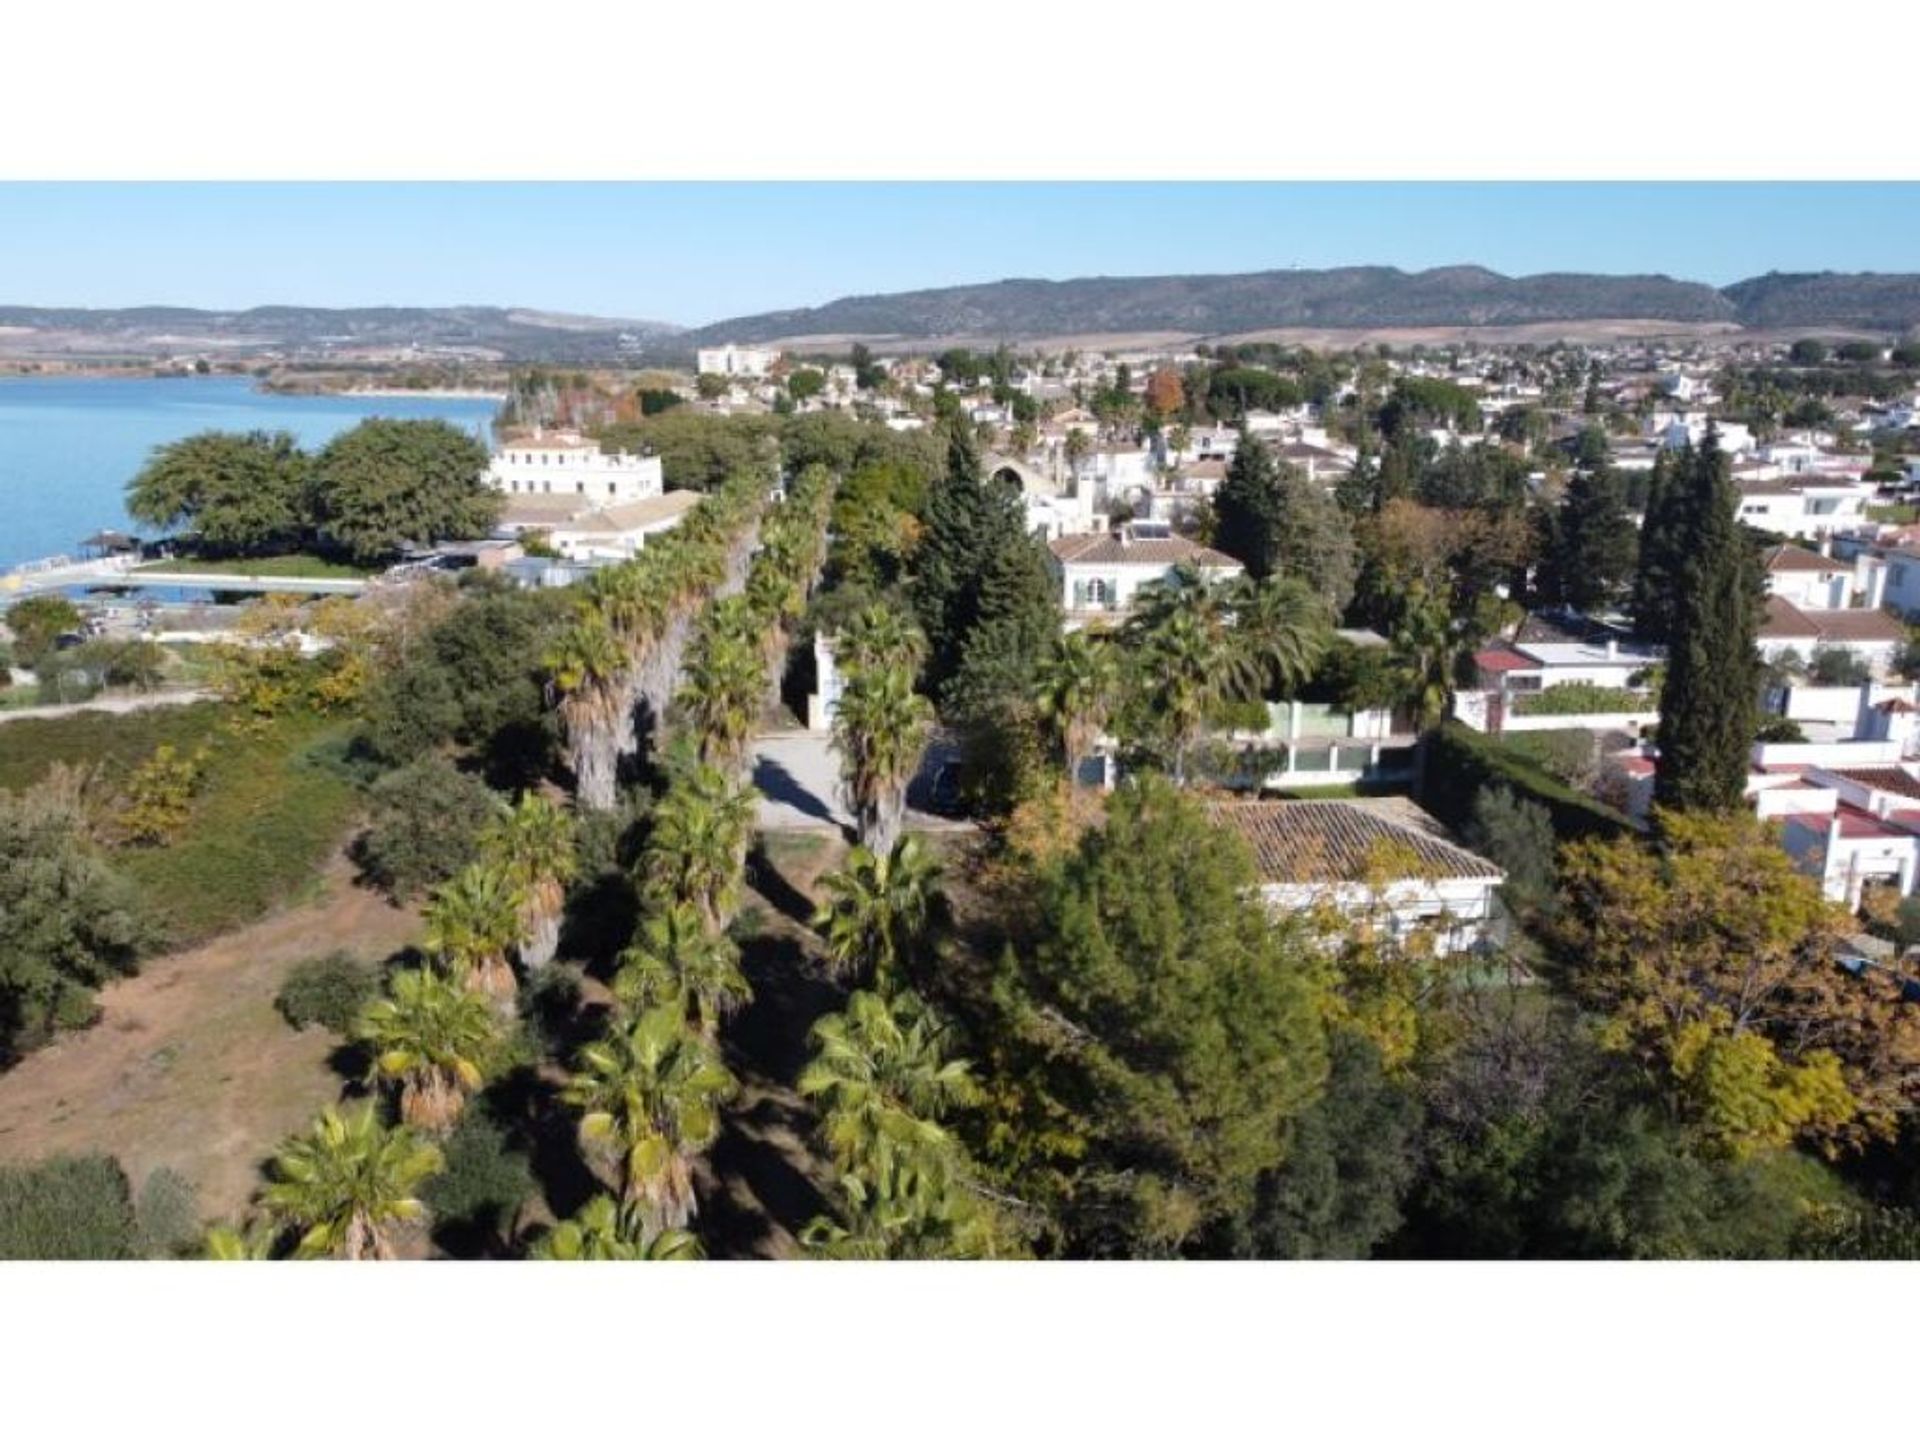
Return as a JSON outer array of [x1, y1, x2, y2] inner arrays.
[[912, 421, 992, 691], [1632, 450, 1686, 642], [1653, 429, 1761, 815], [1211, 431, 1284, 578]]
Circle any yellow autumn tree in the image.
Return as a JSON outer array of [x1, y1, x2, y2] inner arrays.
[[1556, 807, 1920, 1155]]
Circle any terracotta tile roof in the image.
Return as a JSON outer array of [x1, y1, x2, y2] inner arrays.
[[1763, 544, 1848, 574], [1806, 608, 1906, 643], [1758, 595, 1904, 643], [1474, 646, 1534, 673], [1826, 767, 1920, 802], [499, 489, 699, 532], [1047, 533, 1242, 569], [1208, 800, 1503, 886]]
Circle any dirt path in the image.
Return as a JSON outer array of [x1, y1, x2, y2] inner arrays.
[[0, 853, 419, 1224]]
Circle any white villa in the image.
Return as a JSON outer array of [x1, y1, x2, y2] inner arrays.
[[1209, 799, 1506, 957], [1046, 523, 1243, 627], [488, 431, 664, 504], [696, 344, 780, 378]]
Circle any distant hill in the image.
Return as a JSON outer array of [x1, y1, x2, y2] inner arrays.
[[675, 264, 1920, 349], [1719, 272, 1920, 333], [0, 305, 679, 364], [675, 266, 1740, 346]]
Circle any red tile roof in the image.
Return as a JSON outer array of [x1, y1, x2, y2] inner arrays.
[[1474, 647, 1534, 673]]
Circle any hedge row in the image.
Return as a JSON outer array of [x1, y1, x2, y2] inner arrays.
[[1418, 720, 1633, 845]]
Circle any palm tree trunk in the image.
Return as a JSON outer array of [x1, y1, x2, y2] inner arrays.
[[572, 728, 618, 811], [520, 898, 561, 971]]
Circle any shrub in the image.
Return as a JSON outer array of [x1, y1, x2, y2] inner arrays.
[[1755, 716, 1807, 744], [0, 1153, 138, 1259], [1465, 784, 1558, 918], [117, 742, 213, 847], [275, 951, 378, 1036], [135, 1166, 201, 1257], [355, 756, 505, 901], [1809, 647, 1872, 687], [1511, 682, 1654, 717], [420, 1107, 536, 1257]]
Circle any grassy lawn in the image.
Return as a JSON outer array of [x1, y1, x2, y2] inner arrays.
[[1868, 503, 1919, 526], [119, 715, 361, 944], [0, 701, 229, 789], [0, 701, 362, 946], [137, 552, 375, 580]]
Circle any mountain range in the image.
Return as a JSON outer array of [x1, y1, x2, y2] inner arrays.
[[677, 267, 1920, 347], [4, 269, 1920, 365]]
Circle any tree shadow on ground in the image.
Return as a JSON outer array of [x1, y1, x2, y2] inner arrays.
[[698, 1091, 832, 1259], [745, 840, 819, 930], [559, 873, 640, 982], [483, 1064, 603, 1226], [728, 932, 843, 1087], [752, 755, 845, 832]]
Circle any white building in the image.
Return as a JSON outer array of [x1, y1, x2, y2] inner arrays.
[[489, 432, 663, 504], [493, 491, 701, 565], [1046, 523, 1244, 627], [1734, 478, 1875, 539], [1762, 543, 1885, 611], [695, 344, 780, 379], [1209, 799, 1505, 957]]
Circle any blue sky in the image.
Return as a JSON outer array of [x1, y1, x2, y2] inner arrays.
[[1, 183, 1917, 327]]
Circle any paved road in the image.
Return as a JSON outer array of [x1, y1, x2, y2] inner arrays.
[[0, 687, 213, 726], [750, 727, 971, 834]]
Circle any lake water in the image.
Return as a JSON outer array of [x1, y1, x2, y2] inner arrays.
[[0, 376, 501, 568]]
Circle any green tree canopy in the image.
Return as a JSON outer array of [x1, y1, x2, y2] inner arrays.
[[982, 777, 1331, 1255], [310, 419, 499, 564], [126, 429, 311, 555]]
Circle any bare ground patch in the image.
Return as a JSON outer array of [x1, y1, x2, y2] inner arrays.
[[0, 853, 420, 1224]]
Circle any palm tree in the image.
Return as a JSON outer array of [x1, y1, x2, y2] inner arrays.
[[201, 1220, 275, 1260], [1227, 572, 1332, 698], [811, 835, 941, 985], [641, 755, 758, 932], [531, 1193, 703, 1260], [1388, 583, 1460, 732], [481, 791, 578, 972], [587, 561, 666, 759], [1031, 629, 1120, 784], [798, 988, 979, 1210], [355, 966, 501, 1133], [832, 663, 934, 855], [615, 899, 752, 1037], [422, 862, 525, 1002], [562, 1004, 739, 1235], [258, 1105, 443, 1261], [1123, 565, 1240, 784], [544, 607, 628, 811], [835, 603, 929, 681], [676, 612, 766, 769]]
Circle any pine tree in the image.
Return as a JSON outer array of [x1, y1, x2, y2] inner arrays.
[[1653, 430, 1761, 815], [1554, 464, 1638, 615]]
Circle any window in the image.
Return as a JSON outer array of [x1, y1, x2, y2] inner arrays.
[[1086, 578, 1111, 608]]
